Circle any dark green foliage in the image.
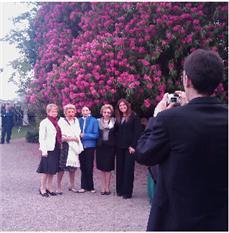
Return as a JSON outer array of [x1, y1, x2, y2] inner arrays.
[[25, 129, 39, 143]]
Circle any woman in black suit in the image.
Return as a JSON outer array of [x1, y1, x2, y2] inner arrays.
[[115, 99, 142, 199]]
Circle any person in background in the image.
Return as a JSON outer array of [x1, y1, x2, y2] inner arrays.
[[135, 49, 228, 231], [57, 104, 84, 194], [0, 104, 5, 130], [1, 103, 14, 144], [78, 106, 99, 193], [115, 99, 142, 199], [37, 104, 61, 197], [96, 104, 116, 195]]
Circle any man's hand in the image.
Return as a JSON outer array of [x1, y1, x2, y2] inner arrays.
[[128, 146, 135, 154], [153, 93, 175, 117], [175, 90, 188, 106]]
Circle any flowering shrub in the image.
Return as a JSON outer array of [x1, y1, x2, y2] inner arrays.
[[27, 2, 228, 116]]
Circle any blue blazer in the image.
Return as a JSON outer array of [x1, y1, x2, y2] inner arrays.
[[79, 116, 99, 149]]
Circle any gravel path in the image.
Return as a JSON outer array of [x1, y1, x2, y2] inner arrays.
[[0, 138, 150, 231]]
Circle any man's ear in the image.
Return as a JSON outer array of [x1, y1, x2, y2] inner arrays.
[[186, 78, 193, 88], [183, 74, 193, 88]]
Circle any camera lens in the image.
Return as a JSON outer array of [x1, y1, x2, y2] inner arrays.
[[170, 97, 177, 102]]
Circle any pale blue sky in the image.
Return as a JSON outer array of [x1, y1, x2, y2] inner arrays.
[[0, 2, 32, 101]]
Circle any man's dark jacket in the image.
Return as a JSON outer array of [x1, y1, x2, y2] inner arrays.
[[1, 110, 14, 129], [135, 97, 228, 231]]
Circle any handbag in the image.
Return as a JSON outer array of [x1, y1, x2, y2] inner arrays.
[[59, 142, 69, 170]]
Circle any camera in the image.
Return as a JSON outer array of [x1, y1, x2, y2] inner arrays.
[[167, 93, 180, 105]]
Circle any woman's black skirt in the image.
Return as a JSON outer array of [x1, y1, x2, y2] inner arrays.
[[96, 145, 115, 172], [37, 143, 60, 175], [59, 142, 77, 172]]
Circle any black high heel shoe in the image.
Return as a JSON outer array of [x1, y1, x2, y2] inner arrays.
[[46, 189, 57, 196], [39, 189, 49, 197], [123, 194, 132, 199]]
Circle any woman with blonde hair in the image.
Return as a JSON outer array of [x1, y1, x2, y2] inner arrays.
[[96, 104, 116, 195], [57, 104, 84, 194], [37, 104, 61, 197]]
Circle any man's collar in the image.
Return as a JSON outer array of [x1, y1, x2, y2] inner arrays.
[[188, 96, 220, 105]]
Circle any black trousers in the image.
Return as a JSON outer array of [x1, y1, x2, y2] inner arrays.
[[79, 148, 95, 191], [1, 126, 12, 143], [116, 148, 135, 196]]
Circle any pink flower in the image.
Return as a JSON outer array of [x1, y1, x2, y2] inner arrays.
[[146, 83, 153, 89], [144, 99, 151, 108], [141, 59, 150, 66], [193, 19, 200, 25]]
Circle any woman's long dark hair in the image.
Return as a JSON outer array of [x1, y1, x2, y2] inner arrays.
[[115, 99, 132, 124]]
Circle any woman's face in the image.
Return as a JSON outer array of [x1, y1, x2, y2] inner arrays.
[[65, 108, 76, 119], [48, 107, 58, 118], [102, 108, 112, 120], [81, 107, 91, 117], [119, 102, 128, 114]]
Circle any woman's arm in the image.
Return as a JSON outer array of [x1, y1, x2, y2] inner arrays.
[[82, 118, 99, 140], [39, 120, 48, 156], [130, 114, 142, 149]]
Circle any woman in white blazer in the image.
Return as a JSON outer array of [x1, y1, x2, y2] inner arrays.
[[57, 104, 83, 194], [37, 104, 62, 197]]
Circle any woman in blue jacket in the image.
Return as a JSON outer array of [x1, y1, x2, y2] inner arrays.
[[78, 106, 99, 193]]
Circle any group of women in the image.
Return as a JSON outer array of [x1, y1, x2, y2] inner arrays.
[[37, 99, 142, 199]]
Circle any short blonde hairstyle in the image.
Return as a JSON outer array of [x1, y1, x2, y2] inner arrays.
[[46, 104, 58, 114], [63, 104, 76, 114], [100, 104, 114, 115]]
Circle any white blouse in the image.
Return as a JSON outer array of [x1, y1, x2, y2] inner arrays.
[[58, 117, 84, 167]]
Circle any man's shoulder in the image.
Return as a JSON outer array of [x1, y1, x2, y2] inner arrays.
[[158, 105, 187, 118]]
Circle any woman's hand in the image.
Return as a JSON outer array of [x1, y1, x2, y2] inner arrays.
[[63, 136, 79, 142], [73, 137, 79, 142], [128, 146, 135, 154], [67, 136, 79, 142], [42, 153, 48, 157]]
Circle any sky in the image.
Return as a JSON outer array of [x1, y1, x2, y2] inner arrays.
[[0, 2, 32, 101]]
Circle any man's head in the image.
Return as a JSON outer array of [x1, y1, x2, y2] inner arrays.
[[183, 49, 224, 96], [5, 103, 11, 111]]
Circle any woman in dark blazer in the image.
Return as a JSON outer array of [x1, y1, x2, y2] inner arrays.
[[96, 104, 116, 195], [115, 99, 142, 199]]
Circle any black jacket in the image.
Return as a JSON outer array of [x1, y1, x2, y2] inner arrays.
[[135, 97, 228, 231], [1, 110, 14, 129], [97, 126, 116, 147], [115, 112, 142, 149]]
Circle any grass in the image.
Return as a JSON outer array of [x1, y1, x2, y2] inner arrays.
[[11, 125, 38, 140]]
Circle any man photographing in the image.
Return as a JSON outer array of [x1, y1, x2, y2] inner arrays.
[[135, 49, 228, 231]]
